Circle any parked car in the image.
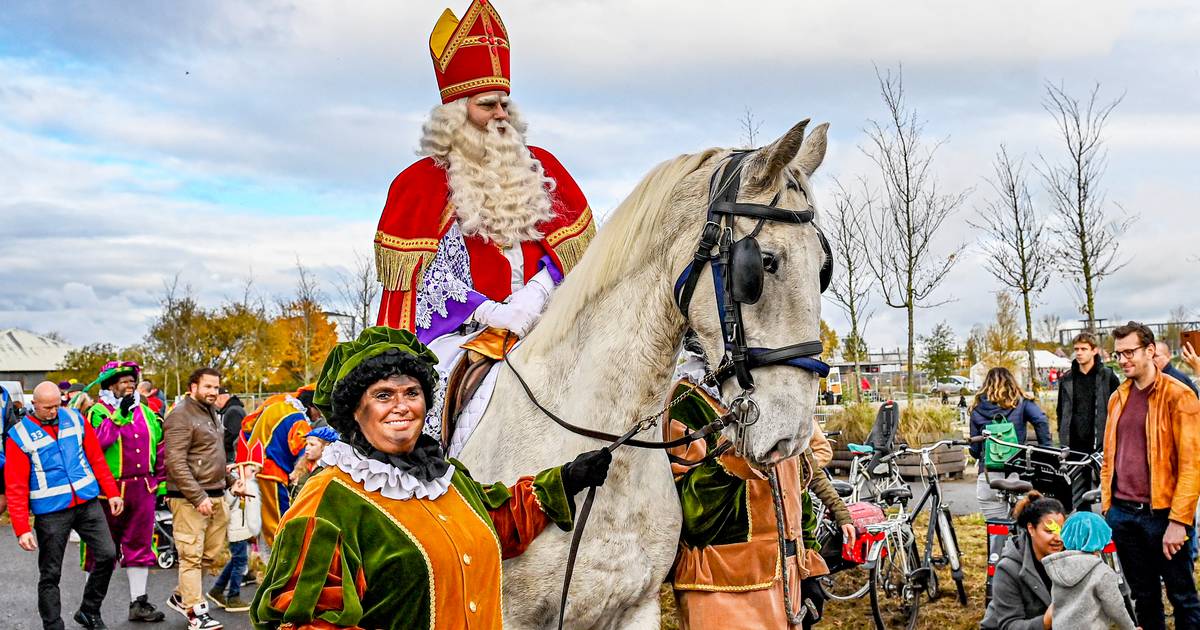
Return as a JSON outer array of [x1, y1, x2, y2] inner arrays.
[[929, 375, 976, 395]]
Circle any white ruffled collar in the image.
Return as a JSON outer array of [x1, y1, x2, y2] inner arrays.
[[98, 389, 141, 410], [320, 441, 456, 501]]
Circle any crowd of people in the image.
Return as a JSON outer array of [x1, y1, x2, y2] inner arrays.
[[974, 325, 1200, 630], [0, 361, 351, 630]]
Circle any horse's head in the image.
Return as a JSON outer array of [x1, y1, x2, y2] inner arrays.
[[680, 119, 831, 467]]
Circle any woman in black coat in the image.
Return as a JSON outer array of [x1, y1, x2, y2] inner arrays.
[[981, 492, 1066, 630]]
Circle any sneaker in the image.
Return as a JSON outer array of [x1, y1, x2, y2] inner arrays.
[[222, 595, 250, 613], [166, 593, 188, 618], [187, 602, 223, 630], [206, 588, 228, 610], [73, 609, 108, 630], [129, 595, 166, 622]]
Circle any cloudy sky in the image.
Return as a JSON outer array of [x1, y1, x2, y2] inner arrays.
[[1, 0, 1197, 353]]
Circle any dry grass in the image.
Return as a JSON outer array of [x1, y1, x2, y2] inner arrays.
[[659, 514, 987, 629]]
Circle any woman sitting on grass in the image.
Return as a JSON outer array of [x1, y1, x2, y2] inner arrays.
[[981, 491, 1064, 630]]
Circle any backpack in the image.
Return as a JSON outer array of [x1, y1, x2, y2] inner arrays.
[[984, 400, 1023, 471]]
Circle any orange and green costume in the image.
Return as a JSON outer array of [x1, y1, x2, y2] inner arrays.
[[250, 459, 572, 630], [237, 389, 313, 547]]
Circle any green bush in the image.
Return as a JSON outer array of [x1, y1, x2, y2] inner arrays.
[[900, 403, 957, 441], [825, 401, 878, 443]]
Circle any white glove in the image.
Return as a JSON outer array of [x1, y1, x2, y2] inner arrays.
[[470, 269, 555, 337]]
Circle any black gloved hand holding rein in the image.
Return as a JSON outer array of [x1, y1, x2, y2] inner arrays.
[[560, 448, 612, 496]]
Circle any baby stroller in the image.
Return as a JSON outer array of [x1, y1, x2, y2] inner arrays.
[[153, 506, 178, 569]]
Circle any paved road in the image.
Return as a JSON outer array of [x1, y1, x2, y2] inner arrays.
[[0, 532, 256, 630], [832, 468, 982, 517]]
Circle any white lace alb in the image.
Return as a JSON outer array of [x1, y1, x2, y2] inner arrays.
[[320, 441, 455, 501], [415, 223, 475, 331]]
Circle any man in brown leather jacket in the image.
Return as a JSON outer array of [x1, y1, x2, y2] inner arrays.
[[163, 368, 243, 630], [1101, 321, 1200, 630]]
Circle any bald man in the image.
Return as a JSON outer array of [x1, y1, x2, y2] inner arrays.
[[1155, 341, 1199, 398], [5, 381, 124, 630]]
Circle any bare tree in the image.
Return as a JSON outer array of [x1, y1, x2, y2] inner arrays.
[[1039, 82, 1133, 329], [970, 146, 1052, 391], [144, 274, 199, 398], [739, 106, 763, 148], [862, 66, 968, 402], [335, 251, 379, 340], [826, 178, 874, 402], [282, 259, 326, 384], [1037, 313, 1063, 345]]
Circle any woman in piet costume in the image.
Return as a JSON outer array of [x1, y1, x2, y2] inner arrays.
[[250, 326, 611, 629]]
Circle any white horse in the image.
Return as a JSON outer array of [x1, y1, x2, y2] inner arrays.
[[459, 119, 831, 629]]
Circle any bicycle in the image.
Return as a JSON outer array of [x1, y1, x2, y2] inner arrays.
[[846, 441, 906, 504], [812, 471, 874, 602], [861, 439, 972, 629]]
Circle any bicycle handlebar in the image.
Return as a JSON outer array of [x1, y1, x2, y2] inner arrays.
[[876, 439, 972, 463], [980, 431, 1100, 466]]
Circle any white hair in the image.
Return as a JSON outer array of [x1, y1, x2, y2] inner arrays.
[[418, 97, 555, 246]]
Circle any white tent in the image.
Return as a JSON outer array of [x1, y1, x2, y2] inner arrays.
[[970, 350, 1072, 386]]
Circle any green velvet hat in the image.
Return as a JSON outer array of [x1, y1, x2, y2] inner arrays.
[[312, 326, 439, 416]]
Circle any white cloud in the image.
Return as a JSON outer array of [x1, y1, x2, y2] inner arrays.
[[2, 0, 1198, 353]]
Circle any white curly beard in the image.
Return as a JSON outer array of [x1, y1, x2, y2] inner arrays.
[[443, 119, 555, 247]]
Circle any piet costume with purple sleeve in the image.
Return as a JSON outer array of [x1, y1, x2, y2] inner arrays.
[[371, 0, 594, 457], [82, 361, 165, 569]]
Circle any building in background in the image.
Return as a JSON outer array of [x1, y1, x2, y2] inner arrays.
[[0, 328, 76, 391]]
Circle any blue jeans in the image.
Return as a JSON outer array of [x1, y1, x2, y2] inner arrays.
[[213, 539, 249, 598], [1107, 504, 1200, 630]]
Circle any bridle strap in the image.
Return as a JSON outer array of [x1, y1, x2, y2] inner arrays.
[[673, 221, 720, 320], [711, 201, 815, 225], [747, 342, 826, 368]]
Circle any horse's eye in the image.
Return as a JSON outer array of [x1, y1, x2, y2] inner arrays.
[[762, 253, 779, 274], [786, 180, 799, 191]]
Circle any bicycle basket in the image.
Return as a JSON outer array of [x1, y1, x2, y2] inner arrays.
[[820, 501, 887, 572]]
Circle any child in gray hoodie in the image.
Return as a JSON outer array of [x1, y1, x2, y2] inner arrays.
[[1041, 511, 1137, 630]]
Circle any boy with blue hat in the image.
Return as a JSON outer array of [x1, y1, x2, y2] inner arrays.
[[1041, 511, 1137, 629]]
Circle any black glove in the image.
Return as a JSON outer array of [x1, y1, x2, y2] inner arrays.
[[119, 394, 135, 415], [561, 448, 612, 496]]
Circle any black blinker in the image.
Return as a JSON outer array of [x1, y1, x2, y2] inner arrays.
[[730, 236, 764, 305]]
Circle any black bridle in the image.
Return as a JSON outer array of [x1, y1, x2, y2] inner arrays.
[[673, 151, 832, 394]]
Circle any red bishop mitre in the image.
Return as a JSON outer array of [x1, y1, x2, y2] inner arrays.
[[430, 0, 511, 104]]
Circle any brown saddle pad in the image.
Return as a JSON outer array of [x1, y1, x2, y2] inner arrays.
[[440, 350, 498, 450]]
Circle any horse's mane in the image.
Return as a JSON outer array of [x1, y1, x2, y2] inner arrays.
[[526, 148, 724, 353]]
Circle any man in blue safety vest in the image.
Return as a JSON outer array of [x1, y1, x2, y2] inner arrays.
[[4, 381, 125, 630]]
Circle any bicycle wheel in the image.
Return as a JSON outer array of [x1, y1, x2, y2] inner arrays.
[[935, 506, 968, 605], [869, 529, 921, 630], [817, 565, 871, 601]]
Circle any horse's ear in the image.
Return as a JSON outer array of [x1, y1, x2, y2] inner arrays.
[[795, 122, 829, 177], [757, 119, 810, 184]]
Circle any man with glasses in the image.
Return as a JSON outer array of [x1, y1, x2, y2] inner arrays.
[[4, 381, 124, 630], [1101, 321, 1200, 629]]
